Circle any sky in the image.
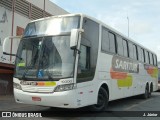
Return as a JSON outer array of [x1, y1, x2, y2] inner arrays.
[[50, 0, 160, 61]]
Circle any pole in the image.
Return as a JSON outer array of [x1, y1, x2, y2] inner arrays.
[[127, 16, 129, 37], [10, 0, 15, 62]]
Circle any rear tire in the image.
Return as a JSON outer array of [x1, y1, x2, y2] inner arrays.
[[148, 84, 153, 98], [142, 84, 149, 99], [90, 87, 108, 111]]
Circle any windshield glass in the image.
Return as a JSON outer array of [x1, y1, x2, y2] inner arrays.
[[15, 36, 74, 80], [23, 16, 80, 37]]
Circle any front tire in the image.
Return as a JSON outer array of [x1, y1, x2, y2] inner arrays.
[[90, 87, 108, 111]]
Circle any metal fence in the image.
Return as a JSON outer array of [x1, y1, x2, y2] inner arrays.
[[0, 0, 52, 20]]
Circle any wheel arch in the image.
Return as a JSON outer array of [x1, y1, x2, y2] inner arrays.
[[101, 83, 109, 98], [90, 82, 109, 111], [97, 82, 110, 100]]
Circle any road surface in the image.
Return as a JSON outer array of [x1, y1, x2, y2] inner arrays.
[[0, 92, 160, 120]]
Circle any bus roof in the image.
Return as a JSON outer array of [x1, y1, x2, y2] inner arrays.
[[29, 13, 156, 55]]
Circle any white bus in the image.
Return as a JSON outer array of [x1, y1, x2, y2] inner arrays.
[[3, 14, 158, 111]]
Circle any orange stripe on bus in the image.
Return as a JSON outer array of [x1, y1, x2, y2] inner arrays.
[[37, 82, 45, 86], [110, 68, 127, 79]]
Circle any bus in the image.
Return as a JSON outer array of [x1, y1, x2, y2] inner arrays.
[[3, 13, 158, 111]]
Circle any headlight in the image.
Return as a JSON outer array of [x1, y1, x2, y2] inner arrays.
[[13, 82, 22, 90], [54, 84, 75, 92]]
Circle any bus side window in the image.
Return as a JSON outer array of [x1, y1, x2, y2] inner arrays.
[[147, 51, 150, 64], [123, 39, 128, 57], [117, 36, 123, 56], [101, 27, 116, 54], [108, 32, 116, 53], [80, 17, 99, 82], [133, 44, 138, 60], [153, 54, 157, 66], [128, 42, 133, 59], [78, 45, 90, 71], [149, 53, 153, 65], [154, 55, 157, 66], [152, 54, 155, 65], [137, 47, 140, 61], [101, 27, 109, 52], [141, 48, 145, 62], [144, 50, 149, 64], [77, 45, 92, 82]]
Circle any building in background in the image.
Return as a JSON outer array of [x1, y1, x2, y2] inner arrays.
[[0, 0, 68, 95]]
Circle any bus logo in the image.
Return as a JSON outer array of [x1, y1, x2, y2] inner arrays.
[[112, 55, 139, 73]]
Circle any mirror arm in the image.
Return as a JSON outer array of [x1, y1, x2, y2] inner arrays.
[[3, 52, 15, 56], [75, 48, 81, 54], [3, 52, 22, 60]]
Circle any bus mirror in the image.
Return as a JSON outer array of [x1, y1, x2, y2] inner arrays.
[[3, 36, 21, 56], [70, 29, 84, 49]]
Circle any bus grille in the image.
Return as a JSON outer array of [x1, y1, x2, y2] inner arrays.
[[22, 86, 54, 93]]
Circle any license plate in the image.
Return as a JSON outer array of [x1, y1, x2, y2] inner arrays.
[[32, 97, 41, 101]]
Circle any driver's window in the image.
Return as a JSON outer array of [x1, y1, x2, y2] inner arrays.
[[79, 45, 88, 71], [22, 49, 32, 66], [17, 49, 32, 67], [77, 45, 92, 83]]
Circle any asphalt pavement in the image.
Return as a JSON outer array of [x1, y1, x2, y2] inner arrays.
[[0, 92, 160, 120]]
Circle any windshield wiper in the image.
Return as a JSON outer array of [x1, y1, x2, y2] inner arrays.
[[23, 35, 38, 38]]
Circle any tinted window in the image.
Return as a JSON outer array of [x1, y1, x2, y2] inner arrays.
[[133, 44, 138, 60], [101, 28, 109, 52], [147, 52, 150, 64], [123, 39, 128, 57], [152, 54, 155, 65], [153, 55, 157, 66], [128, 42, 133, 59], [101, 28, 116, 54], [109, 32, 116, 53], [117, 36, 123, 56], [145, 51, 149, 64], [149, 53, 153, 65], [141, 48, 145, 62], [79, 17, 99, 82], [137, 47, 142, 61], [78, 45, 90, 71]]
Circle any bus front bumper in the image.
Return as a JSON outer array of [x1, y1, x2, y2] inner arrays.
[[14, 88, 78, 108]]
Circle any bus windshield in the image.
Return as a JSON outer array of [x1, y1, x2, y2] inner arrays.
[[15, 35, 74, 80], [23, 16, 80, 37], [14, 16, 80, 80]]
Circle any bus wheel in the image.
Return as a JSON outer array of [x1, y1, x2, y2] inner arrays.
[[148, 84, 153, 98], [90, 87, 108, 111], [142, 84, 149, 99]]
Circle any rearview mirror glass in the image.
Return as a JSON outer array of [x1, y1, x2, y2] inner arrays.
[[70, 29, 79, 49]]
